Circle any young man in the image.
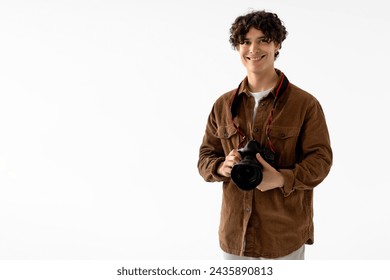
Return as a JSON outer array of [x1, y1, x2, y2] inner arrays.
[[198, 10, 332, 260]]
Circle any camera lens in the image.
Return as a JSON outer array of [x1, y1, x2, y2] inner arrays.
[[231, 161, 263, 191]]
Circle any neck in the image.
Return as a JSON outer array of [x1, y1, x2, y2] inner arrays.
[[247, 69, 279, 92]]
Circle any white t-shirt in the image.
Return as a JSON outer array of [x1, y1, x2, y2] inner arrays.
[[250, 88, 272, 120]]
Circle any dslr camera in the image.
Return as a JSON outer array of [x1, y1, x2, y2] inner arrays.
[[231, 140, 277, 191]]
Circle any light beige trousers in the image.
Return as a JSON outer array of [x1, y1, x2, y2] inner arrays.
[[223, 245, 305, 260]]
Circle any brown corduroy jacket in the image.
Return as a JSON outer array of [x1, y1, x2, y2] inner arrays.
[[198, 70, 332, 258]]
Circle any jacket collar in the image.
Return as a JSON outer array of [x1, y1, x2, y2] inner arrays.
[[237, 69, 287, 99], [231, 69, 289, 119]]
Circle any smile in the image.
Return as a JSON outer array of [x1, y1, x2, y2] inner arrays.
[[247, 54, 266, 61]]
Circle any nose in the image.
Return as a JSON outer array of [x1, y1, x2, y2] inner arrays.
[[249, 42, 260, 53]]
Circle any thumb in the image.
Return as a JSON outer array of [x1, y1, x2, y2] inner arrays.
[[256, 153, 271, 169], [256, 153, 266, 164]]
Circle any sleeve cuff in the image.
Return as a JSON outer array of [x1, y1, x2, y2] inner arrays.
[[211, 158, 230, 182], [279, 169, 295, 197]]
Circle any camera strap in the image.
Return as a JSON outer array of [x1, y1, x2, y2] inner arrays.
[[230, 81, 247, 148], [230, 72, 290, 151], [266, 72, 289, 152]]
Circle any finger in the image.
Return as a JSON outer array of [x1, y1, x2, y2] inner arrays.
[[256, 183, 271, 192], [229, 161, 237, 170], [256, 185, 265, 192], [256, 153, 266, 165], [256, 153, 272, 169], [229, 149, 241, 159], [227, 155, 240, 165]]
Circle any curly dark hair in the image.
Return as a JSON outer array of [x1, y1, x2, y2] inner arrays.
[[229, 10, 288, 59]]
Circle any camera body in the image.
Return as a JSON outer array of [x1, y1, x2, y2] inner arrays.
[[231, 140, 277, 191]]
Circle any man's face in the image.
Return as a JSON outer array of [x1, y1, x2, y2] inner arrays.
[[237, 27, 280, 75]]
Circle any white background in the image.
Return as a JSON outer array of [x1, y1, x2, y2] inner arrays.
[[0, 0, 389, 260]]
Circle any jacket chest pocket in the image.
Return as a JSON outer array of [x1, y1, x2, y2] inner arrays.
[[216, 124, 240, 153], [268, 126, 300, 167]]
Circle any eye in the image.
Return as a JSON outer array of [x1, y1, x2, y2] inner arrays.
[[259, 37, 271, 44], [240, 40, 251, 45]]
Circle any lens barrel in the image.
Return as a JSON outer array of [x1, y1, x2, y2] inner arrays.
[[231, 158, 263, 191]]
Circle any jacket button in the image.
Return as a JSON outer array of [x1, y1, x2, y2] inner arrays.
[[246, 207, 251, 212], [224, 132, 229, 138], [281, 133, 286, 138], [253, 128, 259, 133]]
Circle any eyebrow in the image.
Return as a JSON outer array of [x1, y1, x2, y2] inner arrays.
[[244, 36, 268, 40]]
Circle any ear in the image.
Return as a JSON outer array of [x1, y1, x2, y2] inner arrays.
[[273, 43, 281, 59], [274, 43, 281, 52]]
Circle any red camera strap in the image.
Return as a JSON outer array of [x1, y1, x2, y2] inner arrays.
[[266, 72, 288, 153], [230, 72, 290, 151]]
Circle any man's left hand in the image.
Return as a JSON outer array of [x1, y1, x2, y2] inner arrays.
[[256, 153, 284, 192]]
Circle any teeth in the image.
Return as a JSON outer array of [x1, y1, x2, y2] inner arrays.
[[249, 57, 261, 60]]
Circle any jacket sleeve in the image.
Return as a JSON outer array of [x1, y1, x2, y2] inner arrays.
[[197, 104, 230, 183], [279, 99, 333, 196]]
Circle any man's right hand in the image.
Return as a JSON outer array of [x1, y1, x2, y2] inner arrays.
[[217, 149, 241, 177]]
